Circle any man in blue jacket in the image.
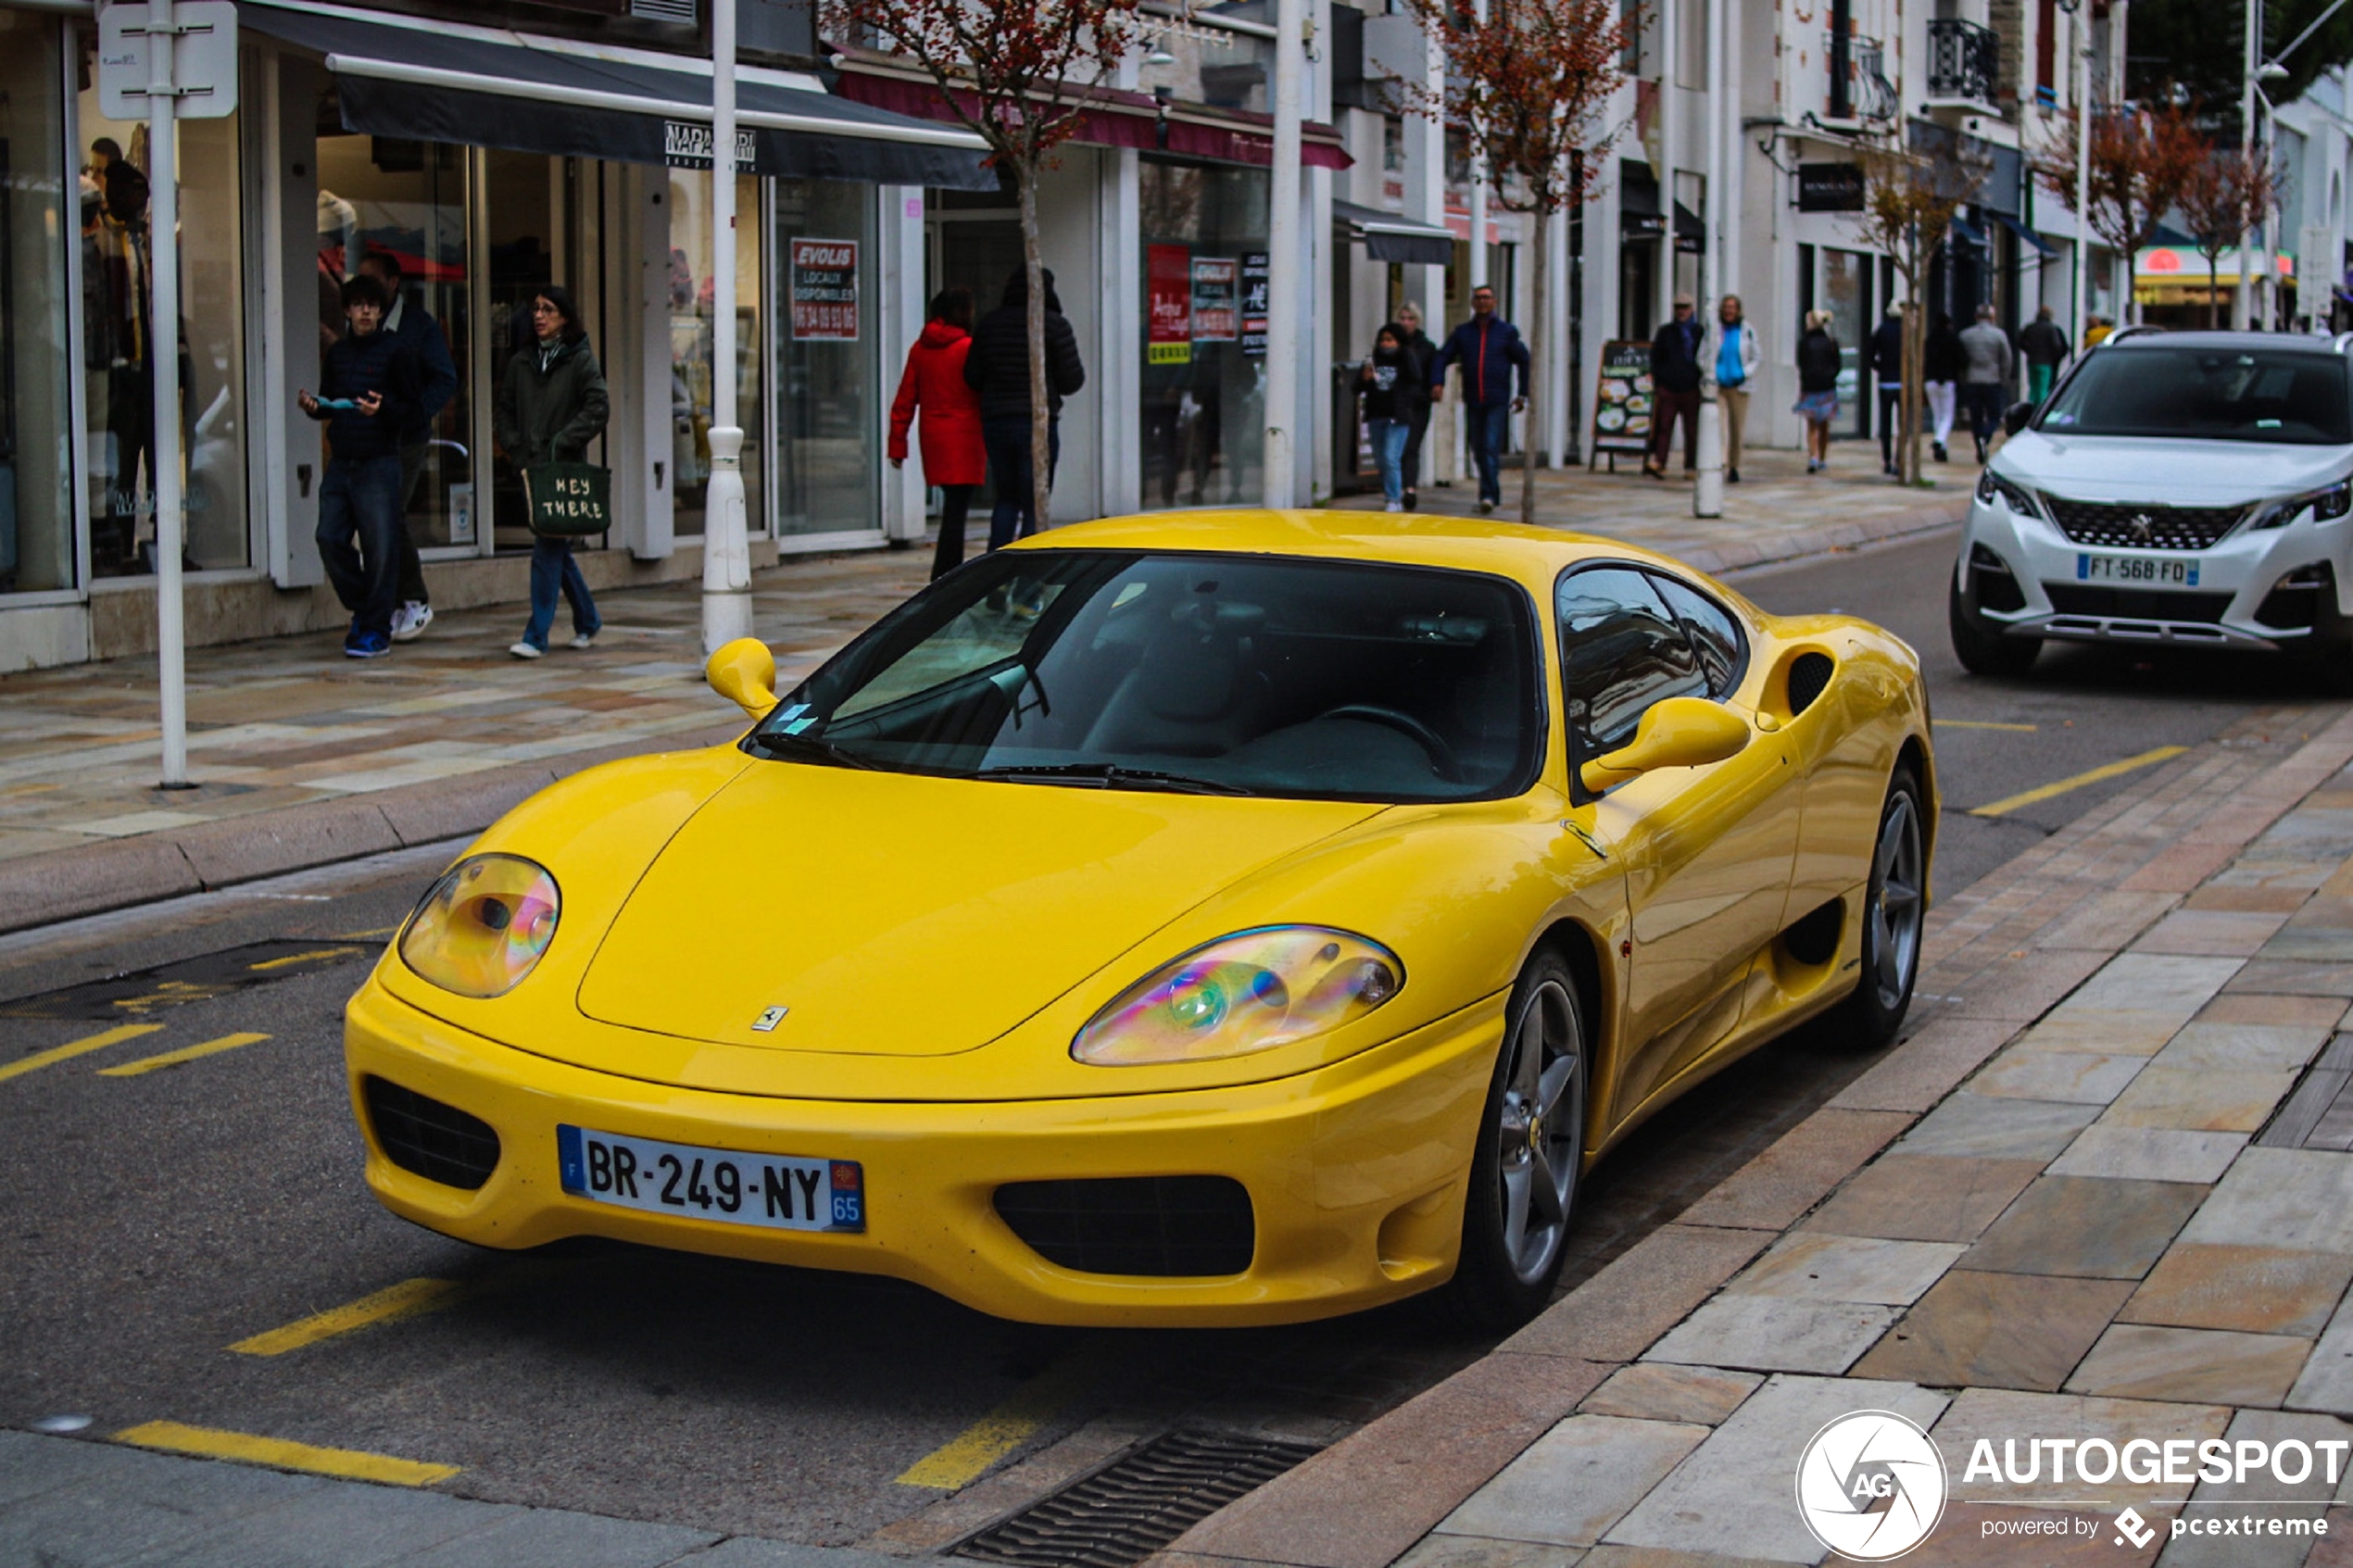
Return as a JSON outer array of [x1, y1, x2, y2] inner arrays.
[[358, 250, 458, 642], [1431, 285, 1529, 515]]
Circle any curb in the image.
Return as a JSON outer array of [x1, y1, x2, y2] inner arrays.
[[1672, 499, 1964, 579], [1151, 705, 2353, 1568], [0, 721, 744, 936]]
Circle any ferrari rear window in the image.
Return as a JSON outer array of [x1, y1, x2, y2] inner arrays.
[[754, 550, 1542, 803]]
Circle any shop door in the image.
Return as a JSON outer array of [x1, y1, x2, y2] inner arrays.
[[483, 150, 604, 553], [1817, 247, 1871, 439], [925, 214, 1022, 515]]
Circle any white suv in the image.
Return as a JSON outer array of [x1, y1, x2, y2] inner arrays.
[[1949, 329, 2353, 683]]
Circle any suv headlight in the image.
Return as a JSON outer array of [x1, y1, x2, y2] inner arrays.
[[2250, 482, 2353, 532], [1976, 470, 2044, 518], [398, 854, 560, 997], [1073, 926, 1403, 1066]]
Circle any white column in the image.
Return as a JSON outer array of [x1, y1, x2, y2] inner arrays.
[[2070, 6, 2092, 353], [1263, 0, 1306, 507], [1704, 0, 1724, 303], [1655, 0, 1678, 325], [2240, 0, 2259, 330], [883, 186, 925, 544], [1547, 207, 1569, 464], [701, 0, 753, 654], [147, 0, 188, 785]]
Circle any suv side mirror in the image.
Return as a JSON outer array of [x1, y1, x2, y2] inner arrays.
[[1579, 696, 1750, 793], [2002, 400, 2036, 437]]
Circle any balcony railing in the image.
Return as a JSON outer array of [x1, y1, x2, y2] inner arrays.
[[1927, 18, 2000, 107]]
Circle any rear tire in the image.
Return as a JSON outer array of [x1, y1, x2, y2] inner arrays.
[[1948, 577, 2040, 677], [1828, 768, 1928, 1052], [1436, 949, 1588, 1333]]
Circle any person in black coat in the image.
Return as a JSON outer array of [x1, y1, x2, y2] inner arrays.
[[1869, 305, 1906, 476], [1393, 301, 1440, 508], [299, 273, 422, 658], [1646, 293, 1704, 477], [965, 266, 1086, 549], [1358, 323, 1423, 511], [1923, 312, 1964, 463], [1793, 310, 1843, 472]]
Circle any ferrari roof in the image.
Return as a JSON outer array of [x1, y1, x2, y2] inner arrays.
[[1011, 508, 1688, 580]]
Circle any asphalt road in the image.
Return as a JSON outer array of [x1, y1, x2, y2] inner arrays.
[[0, 524, 2341, 1548]]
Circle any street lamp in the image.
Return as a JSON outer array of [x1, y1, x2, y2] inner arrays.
[[2057, 0, 2092, 355], [702, 0, 753, 656]]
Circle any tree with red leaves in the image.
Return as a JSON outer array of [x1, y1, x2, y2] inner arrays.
[[819, 0, 1144, 531], [2178, 145, 2280, 329], [2032, 103, 2206, 326], [1856, 140, 1986, 484], [1400, 0, 1629, 525]]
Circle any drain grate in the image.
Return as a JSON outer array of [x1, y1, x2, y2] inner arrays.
[[956, 1429, 1321, 1568]]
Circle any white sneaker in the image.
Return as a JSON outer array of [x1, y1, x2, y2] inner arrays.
[[1384, 500, 1404, 513], [1478, 499, 1497, 515], [390, 601, 433, 643], [570, 633, 598, 650], [509, 641, 543, 659]]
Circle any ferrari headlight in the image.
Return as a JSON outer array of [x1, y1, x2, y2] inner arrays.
[[398, 854, 560, 998], [1073, 926, 1403, 1066]]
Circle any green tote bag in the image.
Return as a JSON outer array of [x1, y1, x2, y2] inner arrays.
[[523, 463, 612, 538]]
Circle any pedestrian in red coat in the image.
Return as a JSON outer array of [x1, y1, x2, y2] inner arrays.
[[890, 289, 988, 579]]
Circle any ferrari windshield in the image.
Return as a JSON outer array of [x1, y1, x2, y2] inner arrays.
[[2038, 347, 2353, 445], [752, 550, 1541, 802]]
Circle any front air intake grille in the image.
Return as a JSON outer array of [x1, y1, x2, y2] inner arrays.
[[994, 1177, 1254, 1276], [2044, 498, 2245, 550], [2042, 584, 2233, 623], [957, 1429, 1321, 1568], [363, 1076, 501, 1190]]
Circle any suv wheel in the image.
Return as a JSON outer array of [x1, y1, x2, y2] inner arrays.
[[1948, 577, 2040, 678]]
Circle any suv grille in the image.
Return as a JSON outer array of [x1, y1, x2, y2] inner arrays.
[[995, 1176, 1254, 1276], [2042, 584, 2233, 623], [2043, 498, 2246, 551], [363, 1076, 501, 1190]]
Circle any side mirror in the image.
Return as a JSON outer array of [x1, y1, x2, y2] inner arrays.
[[2002, 400, 2036, 437], [707, 637, 777, 719], [1580, 696, 1750, 794]]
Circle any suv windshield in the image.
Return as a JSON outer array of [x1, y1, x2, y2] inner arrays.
[[2038, 347, 2353, 445], [750, 550, 1541, 802]]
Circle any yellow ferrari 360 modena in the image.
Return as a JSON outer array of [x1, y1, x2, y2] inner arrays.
[[346, 510, 1934, 1329]]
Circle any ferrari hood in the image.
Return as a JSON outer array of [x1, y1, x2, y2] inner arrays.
[[575, 761, 1385, 1056]]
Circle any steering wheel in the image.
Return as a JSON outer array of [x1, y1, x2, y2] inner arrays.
[[1317, 704, 1463, 783]]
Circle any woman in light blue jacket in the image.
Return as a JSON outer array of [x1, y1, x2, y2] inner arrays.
[[1700, 295, 1761, 483]]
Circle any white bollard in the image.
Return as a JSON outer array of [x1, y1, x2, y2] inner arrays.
[[1693, 396, 1724, 519], [701, 425, 754, 654]]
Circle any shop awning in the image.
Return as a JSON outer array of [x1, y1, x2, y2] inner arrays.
[[1949, 213, 1988, 248], [240, 1, 994, 190], [833, 59, 1353, 171], [1672, 199, 1704, 254], [1332, 199, 1454, 265], [1993, 211, 2055, 256]]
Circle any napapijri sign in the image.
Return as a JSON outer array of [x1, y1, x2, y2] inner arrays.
[[665, 121, 761, 172]]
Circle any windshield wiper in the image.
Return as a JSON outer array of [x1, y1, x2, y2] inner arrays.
[[969, 762, 1252, 796], [749, 729, 878, 770]]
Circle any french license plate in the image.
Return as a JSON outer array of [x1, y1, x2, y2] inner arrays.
[[2077, 552, 2200, 587], [557, 1124, 864, 1233]]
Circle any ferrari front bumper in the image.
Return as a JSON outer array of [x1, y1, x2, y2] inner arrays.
[[345, 980, 1504, 1326]]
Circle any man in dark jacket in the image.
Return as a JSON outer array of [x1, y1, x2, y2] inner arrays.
[[300, 274, 421, 659], [1645, 294, 1704, 478], [1870, 305, 1906, 476], [965, 267, 1086, 549], [358, 250, 459, 643], [1431, 284, 1529, 514], [2020, 305, 2070, 404]]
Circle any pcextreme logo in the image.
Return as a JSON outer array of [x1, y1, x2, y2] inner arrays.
[[1795, 1411, 1948, 1561]]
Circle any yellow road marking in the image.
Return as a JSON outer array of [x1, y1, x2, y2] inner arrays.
[[247, 947, 360, 972], [100, 1033, 271, 1078], [0, 1023, 163, 1084], [113, 1421, 458, 1486], [1932, 719, 2039, 732], [1969, 745, 2190, 817], [231, 1277, 467, 1356], [338, 927, 400, 940], [895, 1344, 1113, 1489]]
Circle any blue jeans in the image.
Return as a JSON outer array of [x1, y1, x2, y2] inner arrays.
[[1465, 402, 1509, 506], [316, 454, 404, 639], [521, 534, 599, 651], [1366, 418, 1408, 504], [983, 414, 1060, 551]]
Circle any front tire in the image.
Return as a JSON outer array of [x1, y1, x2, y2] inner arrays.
[[1829, 768, 1928, 1052], [1439, 950, 1588, 1332], [1948, 577, 2040, 677]]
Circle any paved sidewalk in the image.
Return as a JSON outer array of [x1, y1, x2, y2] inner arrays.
[[0, 453, 1964, 935], [1161, 705, 2353, 1568]]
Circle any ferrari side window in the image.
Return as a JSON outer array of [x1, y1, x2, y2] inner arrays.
[[1648, 574, 1746, 697], [1557, 567, 1707, 755]]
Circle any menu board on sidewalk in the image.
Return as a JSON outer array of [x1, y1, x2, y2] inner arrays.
[[1591, 340, 1655, 461], [1148, 244, 1193, 364], [788, 239, 859, 340]]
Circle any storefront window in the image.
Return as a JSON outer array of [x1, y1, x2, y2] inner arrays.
[[315, 133, 473, 549], [0, 14, 73, 593], [1140, 157, 1266, 509], [669, 169, 762, 539], [80, 28, 248, 576], [772, 178, 878, 537]]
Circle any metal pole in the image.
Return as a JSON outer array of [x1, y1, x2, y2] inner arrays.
[[2071, 6, 2091, 354], [701, 0, 753, 653], [148, 0, 189, 787], [2240, 0, 2260, 330], [1263, 0, 1303, 507]]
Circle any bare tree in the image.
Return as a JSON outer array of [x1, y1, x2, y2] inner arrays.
[[821, 0, 1146, 532], [2178, 144, 2281, 328], [1855, 139, 1987, 484], [2032, 102, 2206, 326], [1401, 0, 1631, 525]]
